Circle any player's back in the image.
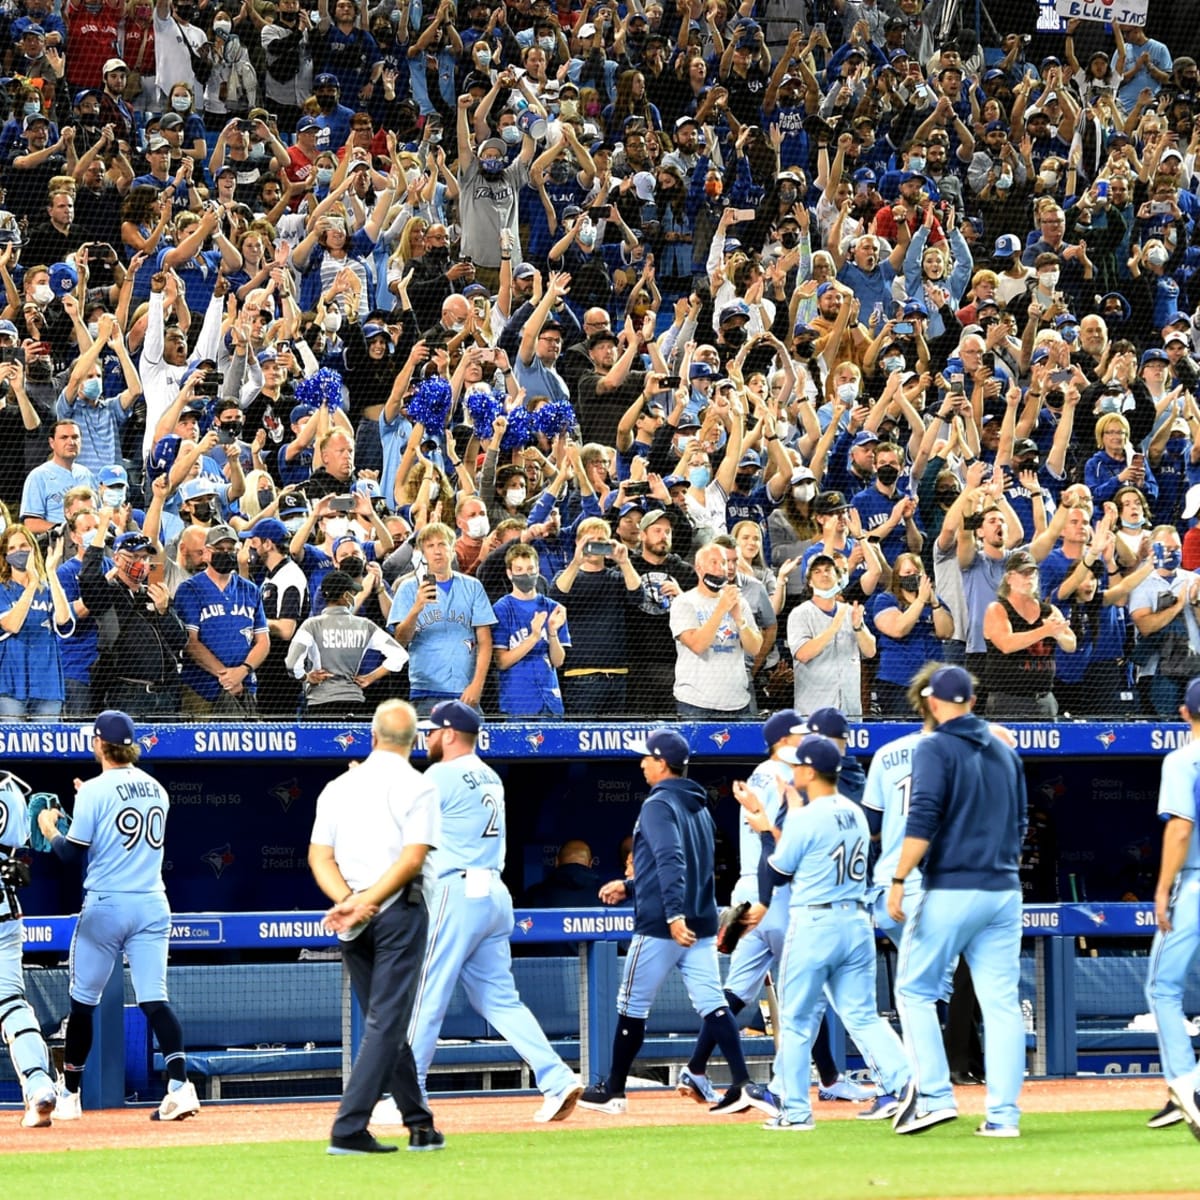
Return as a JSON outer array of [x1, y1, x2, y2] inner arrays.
[[1158, 737, 1200, 870], [781, 793, 871, 907], [426, 753, 506, 873], [0, 775, 31, 854], [71, 767, 169, 894], [862, 731, 924, 889], [742, 756, 790, 875]]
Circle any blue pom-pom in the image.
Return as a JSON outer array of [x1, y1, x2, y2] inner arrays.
[[500, 406, 537, 451], [533, 397, 577, 438], [406, 375, 454, 430], [294, 367, 346, 411], [465, 388, 504, 440]]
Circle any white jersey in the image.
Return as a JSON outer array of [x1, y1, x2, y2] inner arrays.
[[861, 730, 924, 890]]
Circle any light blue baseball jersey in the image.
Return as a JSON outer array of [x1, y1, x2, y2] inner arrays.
[[1157, 737, 1200, 869], [769, 793, 871, 907], [68, 766, 169, 895], [0, 775, 30, 853], [861, 730, 925, 889], [424, 753, 506, 874], [387, 573, 496, 695], [741, 755, 792, 878]]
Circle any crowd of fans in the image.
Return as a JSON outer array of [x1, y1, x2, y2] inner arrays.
[[0, 0, 1195, 722]]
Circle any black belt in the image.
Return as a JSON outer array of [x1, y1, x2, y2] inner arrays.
[[807, 901, 867, 911], [116, 678, 172, 693]]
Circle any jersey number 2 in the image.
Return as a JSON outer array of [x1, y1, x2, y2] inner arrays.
[[480, 793, 500, 838]]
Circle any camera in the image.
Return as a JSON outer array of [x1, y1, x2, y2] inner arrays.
[[194, 378, 220, 397]]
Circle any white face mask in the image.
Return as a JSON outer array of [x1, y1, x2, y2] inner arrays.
[[428, 481, 440, 501], [836, 381, 858, 403], [506, 486, 527, 507], [32, 283, 53, 306], [1039, 170, 1058, 188], [86, 321, 100, 339], [792, 481, 816, 502], [323, 312, 341, 333], [212, 19, 231, 34], [466, 513, 490, 538], [325, 517, 351, 539], [1147, 246, 1169, 267], [1039, 269, 1060, 289], [100, 486, 125, 508]]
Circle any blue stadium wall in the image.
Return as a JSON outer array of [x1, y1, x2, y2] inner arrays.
[[9, 720, 1183, 918]]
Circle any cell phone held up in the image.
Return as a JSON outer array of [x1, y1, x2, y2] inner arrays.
[[328, 494, 356, 513], [583, 540, 612, 557]]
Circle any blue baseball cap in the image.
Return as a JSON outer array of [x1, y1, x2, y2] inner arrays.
[[903, 299, 929, 318], [806, 707, 850, 739], [1030, 346, 1050, 365], [98, 464, 128, 487], [353, 478, 382, 499], [779, 734, 841, 774], [1186, 677, 1200, 716], [816, 281, 837, 297], [331, 534, 361, 556], [290, 403, 316, 425], [314, 73, 339, 88], [244, 517, 289, 545], [93, 709, 135, 745], [179, 478, 218, 501], [689, 361, 715, 379], [852, 430, 879, 447], [49, 263, 78, 297], [419, 699, 483, 735], [994, 234, 1022, 258], [0, 319, 17, 339], [983, 68, 1006, 82], [1141, 348, 1170, 367], [628, 727, 690, 770], [663, 474, 687, 489], [762, 708, 801, 748], [738, 449, 762, 469], [296, 115, 320, 133], [921, 665, 975, 703], [1053, 313, 1078, 328], [852, 167, 877, 185], [113, 531, 153, 553], [718, 300, 751, 325]]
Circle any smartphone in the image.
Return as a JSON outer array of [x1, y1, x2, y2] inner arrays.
[[237, 119, 254, 135], [731, 208, 757, 222], [587, 205, 611, 220], [194, 378, 220, 397], [147, 560, 165, 589], [982, 351, 997, 372], [93, 243, 117, 263], [660, 375, 682, 388], [215, 424, 238, 444], [329, 494, 356, 512], [265, 112, 277, 125], [948, 374, 965, 396], [1050, 368, 1074, 384], [812, 21, 825, 34], [1151, 200, 1172, 214], [894, 321, 915, 336], [624, 480, 651, 497], [1095, 179, 1109, 201], [1132, 452, 1145, 466], [0, 345, 24, 364], [583, 540, 612, 556]]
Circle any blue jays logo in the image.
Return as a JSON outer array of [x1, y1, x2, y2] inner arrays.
[[1038, 776, 1067, 803], [269, 779, 302, 812], [201, 843, 235, 878], [516, 917, 534, 934], [138, 732, 159, 753], [525, 732, 545, 752], [710, 729, 731, 749], [1077, 907, 1107, 927], [1096, 731, 1117, 749], [334, 732, 358, 751]]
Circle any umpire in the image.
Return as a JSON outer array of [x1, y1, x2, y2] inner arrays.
[[309, 700, 444, 1156], [79, 513, 188, 717]]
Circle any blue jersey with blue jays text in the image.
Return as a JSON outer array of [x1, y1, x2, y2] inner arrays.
[[388, 572, 496, 696], [861, 730, 924, 889], [1158, 737, 1200, 869], [68, 766, 169, 895], [174, 572, 268, 700], [769, 792, 871, 907], [492, 594, 570, 716], [424, 753, 505, 874]]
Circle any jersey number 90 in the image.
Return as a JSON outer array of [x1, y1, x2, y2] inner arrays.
[[116, 806, 166, 851]]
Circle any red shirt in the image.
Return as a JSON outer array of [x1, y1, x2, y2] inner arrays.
[[66, 1, 121, 89], [285, 144, 318, 209], [873, 207, 946, 248], [1183, 525, 1200, 572]]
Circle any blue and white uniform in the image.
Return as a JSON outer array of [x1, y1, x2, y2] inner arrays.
[[862, 731, 924, 942], [174, 573, 268, 701], [407, 751, 577, 1101], [731, 756, 791, 906], [770, 793, 910, 1126], [492, 594, 570, 717], [1145, 736, 1200, 1086], [895, 714, 1027, 1131], [0, 774, 55, 1108]]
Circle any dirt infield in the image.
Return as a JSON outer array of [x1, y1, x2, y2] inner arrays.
[[0, 1076, 1175, 1155]]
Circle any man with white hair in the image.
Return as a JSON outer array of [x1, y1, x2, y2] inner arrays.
[[835, 231, 906, 316]]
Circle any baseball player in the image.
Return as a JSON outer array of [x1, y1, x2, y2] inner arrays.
[[1148, 678, 1200, 1132], [37, 710, 199, 1122], [0, 772, 57, 1127], [764, 735, 911, 1131], [401, 701, 584, 1124], [889, 666, 1027, 1137], [579, 728, 773, 1117]]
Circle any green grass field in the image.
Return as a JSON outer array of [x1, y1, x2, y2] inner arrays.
[[9, 1114, 1200, 1200]]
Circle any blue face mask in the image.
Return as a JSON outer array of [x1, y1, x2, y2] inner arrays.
[[500, 125, 522, 145], [813, 581, 843, 599], [688, 465, 711, 488], [1155, 544, 1182, 571], [1120, 517, 1144, 530], [316, 167, 334, 185], [479, 155, 506, 174], [23, 101, 40, 117], [81, 376, 103, 401]]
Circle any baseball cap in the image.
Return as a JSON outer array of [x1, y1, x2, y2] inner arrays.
[[0, 319, 18, 339], [462, 283, 490, 300], [900, 170, 928, 185], [674, 115, 698, 131], [214, 162, 236, 178], [1164, 310, 1190, 328], [1186, 677, 1200, 716], [902, 299, 929, 318], [983, 67, 1006, 81], [146, 135, 170, 152], [244, 517, 289, 545], [21, 23, 45, 37], [179, 478, 218, 502], [113, 531, 153, 553], [513, 262, 537, 280], [331, 534, 362, 557], [278, 492, 309, 518], [813, 490, 850, 515], [852, 167, 877, 185], [1012, 437, 1040, 461], [689, 361, 715, 379], [290, 403, 316, 425], [256, 347, 278, 365], [92, 709, 135, 746], [779, 734, 841, 774], [1184, 484, 1200, 521], [663, 474, 687, 490], [97, 464, 128, 487], [576, 21, 597, 36], [21, 112, 48, 130], [1030, 346, 1050, 366], [205, 524, 239, 546], [1166, 332, 1190, 347], [353, 478, 382, 500], [985, 119, 1010, 134], [314, 73, 339, 88], [994, 234, 1022, 258], [921, 665, 975, 703], [102, 57, 127, 75], [762, 708, 801, 748], [296, 115, 320, 133], [790, 465, 815, 485], [718, 301, 751, 325], [361, 322, 389, 342], [627, 727, 690, 770], [320, 569, 359, 601], [738, 449, 762, 469], [616, 501, 645, 518], [419, 699, 483, 734], [159, 112, 184, 130], [48, 263, 78, 298], [805, 707, 851, 739], [638, 508, 670, 532], [1141, 348, 1170, 367], [631, 171, 656, 202], [816, 281, 836, 297], [852, 430, 880, 447], [1053, 313, 1078, 328]]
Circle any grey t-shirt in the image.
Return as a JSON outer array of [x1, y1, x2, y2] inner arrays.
[[787, 599, 864, 718], [669, 585, 756, 711], [286, 605, 407, 706], [458, 155, 531, 269]]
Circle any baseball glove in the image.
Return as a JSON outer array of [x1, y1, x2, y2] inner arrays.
[[717, 901, 751, 955], [27, 793, 69, 854]]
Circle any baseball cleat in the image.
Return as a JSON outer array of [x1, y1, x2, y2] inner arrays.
[[534, 1081, 584, 1123], [975, 1122, 1020, 1138], [21, 1086, 56, 1128], [152, 1081, 200, 1122], [743, 1082, 781, 1119], [370, 1095, 404, 1126], [676, 1069, 717, 1104], [1148, 1098, 1186, 1128], [327, 1131, 398, 1155], [1167, 1079, 1200, 1142], [818, 1075, 875, 1102], [578, 1082, 627, 1115], [407, 1126, 446, 1152], [893, 1081, 956, 1135], [857, 1092, 902, 1121], [53, 1087, 81, 1121], [709, 1084, 753, 1114], [761, 1113, 815, 1131]]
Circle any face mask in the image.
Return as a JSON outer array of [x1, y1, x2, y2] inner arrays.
[[538, 36, 555, 52], [175, 4, 194, 18], [792, 482, 815, 502], [813, 582, 843, 599], [317, 94, 337, 111], [190, 500, 215, 522], [171, 95, 191, 112], [500, 125, 522, 145], [257, 487, 274, 508], [212, 19, 231, 34], [476, 48, 492, 67], [82, 528, 103, 547], [466, 513, 490, 538], [428, 480, 440, 501], [689, 465, 711, 488], [506, 486, 526, 507], [510, 573, 537, 593], [340, 555, 366, 578], [1039, 270, 1060, 289], [100, 486, 125, 508], [1120, 516, 1144, 530], [836, 382, 858, 403], [32, 283, 53, 306], [896, 574, 921, 592], [210, 550, 237, 574], [996, 171, 1012, 191], [1147, 246, 1169, 267], [125, 557, 151, 584], [81, 376, 104, 401], [323, 311, 341, 333], [882, 355, 904, 373], [279, 7, 297, 18], [907, 155, 926, 173], [284, 516, 306, 534], [86, 321, 99, 339], [23, 101, 39, 117], [704, 179, 723, 200], [480, 155, 506, 174], [701, 572, 727, 591], [1155, 545, 1182, 571], [876, 463, 900, 487], [6, 549, 30, 571], [548, 161, 572, 183], [1039, 170, 1058, 188], [316, 167, 334, 186], [724, 326, 748, 348], [578, 226, 596, 249]]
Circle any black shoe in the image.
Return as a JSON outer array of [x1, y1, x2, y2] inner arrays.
[[1147, 1099, 1186, 1128], [408, 1126, 446, 1152], [327, 1131, 399, 1156], [950, 1071, 985, 1086]]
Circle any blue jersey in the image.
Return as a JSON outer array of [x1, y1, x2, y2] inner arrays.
[[58, 557, 112, 685], [424, 752, 505, 874], [769, 792, 871, 907], [0, 775, 30, 853], [492, 593, 570, 716], [0, 579, 73, 702], [174, 572, 268, 700], [742, 755, 791, 878], [68, 765, 169, 895], [387, 572, 496, 696], [851, 484, 913, 563], [861, 730, 924, 889], [1158, 737, 1200, 870]]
